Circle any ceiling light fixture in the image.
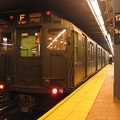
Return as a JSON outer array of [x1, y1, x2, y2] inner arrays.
[[87, 0, 113, 54]]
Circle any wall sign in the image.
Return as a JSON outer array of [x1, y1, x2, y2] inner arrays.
[[114, 13, 120, 44]]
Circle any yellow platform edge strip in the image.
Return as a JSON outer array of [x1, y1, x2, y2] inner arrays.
[[38, 65, 111, 120]]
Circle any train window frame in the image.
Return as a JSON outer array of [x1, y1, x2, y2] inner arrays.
[[20, 30, 41, 57], [98, 47, 101, 60], [78, 33, 82, 62], [90, 42, 94, 61], [74, 32, 78, 62], [47, 29, 67, 50], [93, 43, 95, 61], [87, 40, 90, 61], [0, 32, 12, 52]]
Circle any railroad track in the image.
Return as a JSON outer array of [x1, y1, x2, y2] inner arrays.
[[0, 90, 19, 119], [0, 100, 20, 119], [0, 100, 45, 120], [0, 90, 8, 104], [0, 90, 65, 119]]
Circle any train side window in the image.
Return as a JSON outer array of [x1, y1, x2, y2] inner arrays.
[[20, 32, 40, 57], [87, 41, 90, 61], [90, 42, 94, 61], [47, 29, 67, 50], [78, 33, 82, 62], [74, 32, 78, 62], [1, 32, 12, 51], [93, 43, 95, 61], [98, 47, 101, 60]]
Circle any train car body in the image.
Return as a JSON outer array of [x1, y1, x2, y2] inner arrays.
[[0, 10, 109, 112]]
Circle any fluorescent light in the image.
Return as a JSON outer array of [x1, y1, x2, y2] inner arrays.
[[100, 25, 107, 36], [90, 0, 101, 16], [87, 0, 105, 27], [87, 0, 114, 54], [98, 16, 104, 25]]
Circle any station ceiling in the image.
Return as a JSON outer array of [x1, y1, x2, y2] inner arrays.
[[0, 0, 114, 53]]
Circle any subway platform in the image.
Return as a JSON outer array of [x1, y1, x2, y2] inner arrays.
[[38, 64, 118, 120]]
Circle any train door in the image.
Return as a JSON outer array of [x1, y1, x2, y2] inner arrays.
[[0, 31, 14, 83], [73, 31, 86, 87], [15, 28, 42, 86], [97, 46, 102, 70], [42, 28, 67, 88]]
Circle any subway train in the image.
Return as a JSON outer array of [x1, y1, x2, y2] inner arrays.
[[0, 10, 109, 112]]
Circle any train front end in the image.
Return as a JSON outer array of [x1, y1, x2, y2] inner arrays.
[[0, 10, 70, 112]]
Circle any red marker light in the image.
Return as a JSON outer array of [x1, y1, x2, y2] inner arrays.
[[10, 15, 14, 19], [0, 84, 4, 90], [46, 11, 51, 15], [3, 24, 8, 28]]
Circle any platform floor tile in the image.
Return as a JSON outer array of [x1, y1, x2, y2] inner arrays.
[[86, 64, 120, 120], [38, 65, 113, 120]]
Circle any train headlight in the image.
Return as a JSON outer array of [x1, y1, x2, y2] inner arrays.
[[51, 87, 64, 95], [52, 88, 58, 95], [0, 84, 5, 90]]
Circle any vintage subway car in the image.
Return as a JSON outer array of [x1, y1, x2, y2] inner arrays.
[[0, 10, 109, 112]]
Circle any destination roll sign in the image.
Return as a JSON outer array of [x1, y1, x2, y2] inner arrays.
[[17, 12, 41, 25]]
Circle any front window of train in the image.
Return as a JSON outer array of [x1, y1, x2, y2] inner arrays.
[[47, 29, 67, 50], [1, 33, 12, 51], [20, 32, 40, 57]]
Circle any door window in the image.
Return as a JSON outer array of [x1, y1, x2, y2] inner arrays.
[[47, 29, 67, 50], [20, 31, 40, 57]]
